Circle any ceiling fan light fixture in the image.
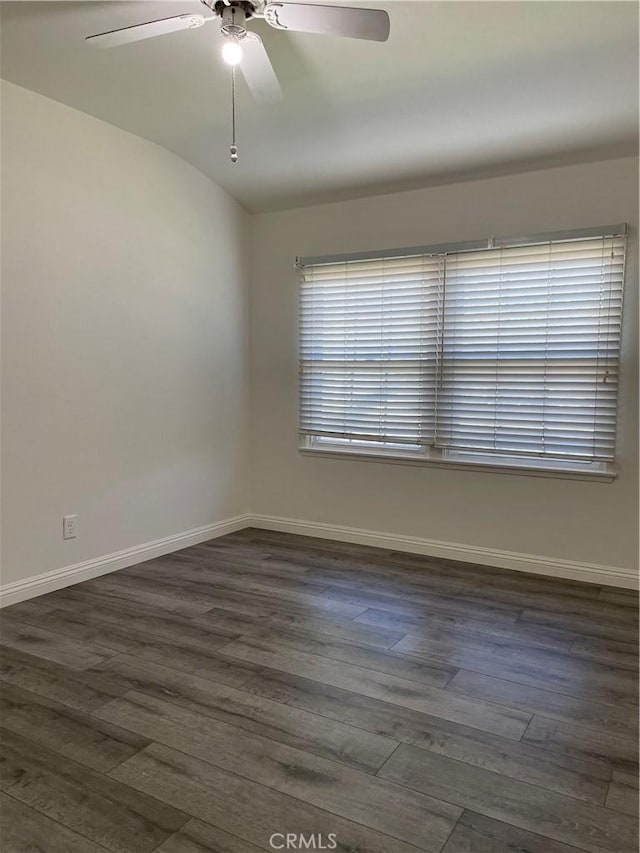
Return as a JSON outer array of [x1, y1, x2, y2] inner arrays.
[[222, 37, 243, 65]]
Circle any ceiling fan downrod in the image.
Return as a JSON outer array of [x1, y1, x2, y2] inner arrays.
[[216, 3, 248, 163], [230, 65, 239, 163]]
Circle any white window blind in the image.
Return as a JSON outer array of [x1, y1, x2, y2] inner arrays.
[[299, 229, 626, 473], [439, 236, 625, 462], [299, 254, 444, 445]]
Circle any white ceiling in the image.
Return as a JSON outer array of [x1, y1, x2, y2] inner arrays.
[[1, 0, 638, 212]]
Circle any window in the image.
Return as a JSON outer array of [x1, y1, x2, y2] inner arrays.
[[298, 226, 627, 477]]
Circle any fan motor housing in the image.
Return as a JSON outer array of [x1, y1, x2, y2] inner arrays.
[[201, 1, 260, 20]]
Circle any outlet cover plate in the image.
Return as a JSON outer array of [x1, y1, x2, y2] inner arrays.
[[63, 514, 77, 540]]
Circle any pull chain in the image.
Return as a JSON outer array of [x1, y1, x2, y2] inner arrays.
[[230, 66, 238, 163]]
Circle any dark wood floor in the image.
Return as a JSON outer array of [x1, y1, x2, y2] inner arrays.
[[1, 528, 638, 853]]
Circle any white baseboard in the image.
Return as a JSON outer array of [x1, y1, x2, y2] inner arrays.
[[0, 515, 251, 608], [2, 510, 636, 607], [246, 514, 639, 590]]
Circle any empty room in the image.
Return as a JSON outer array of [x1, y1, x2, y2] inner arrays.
[[0, 1, 638, 851]]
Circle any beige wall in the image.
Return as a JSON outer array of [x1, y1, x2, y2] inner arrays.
[[2, 82, 637, 591], [1, 82, 250, 586], [249, 157, 639, 575]]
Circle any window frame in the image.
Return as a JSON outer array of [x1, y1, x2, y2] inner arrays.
[[297, 224, 627, 482]]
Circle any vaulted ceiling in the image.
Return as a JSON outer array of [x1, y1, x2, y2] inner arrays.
[[1, 1, 637, 211]]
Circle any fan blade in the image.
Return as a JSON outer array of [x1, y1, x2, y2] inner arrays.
[[85, 14, 207, 48], [263, 3, 389, 41], [239, 34, 283, 104]]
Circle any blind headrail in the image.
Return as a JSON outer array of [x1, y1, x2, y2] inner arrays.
[[295, 224, 628, 269]]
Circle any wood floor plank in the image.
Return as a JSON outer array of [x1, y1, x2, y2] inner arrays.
[[4, 607, 259, 688], [242, 532, 570, 603], [102, 570, 366, 619], [4, 606, 180, 654], [1, 730, 188, 852], [229, 665, 608, 804], [145, 548, 536, 636], [97, 691, 462, 851], [156, 819, 265, 853], [88, 653, 398, 773], [35, 590, 237, 651], [156, 548, 312, 580], [441, 810, 588, 853], [378, 744, 638, 853], [193, 606, 405, 651], [128, 557, 335, 601], [393, 634, 638, 706], [528, 597, 637, 626], [249, 531, 602, 601], [122, 558, 302, 592], [1, 598, 53, 619], [170, 538, 361, 567], [133, 642, 262, 686], [6, 607, 193, 656], [243, 532, 601, 603], [612, 769, 639, 787], [391, 631, 581, 670], [190, 538, 297, 558], [215, 636, 531, 738], [0, 617, 114, 670], [226, 625, 458, 688], [381, 551, 594, 596], [182, 540, 576, 624], [606, 770, 639, 817], [0, 685, 149, 773], [519, 609, 639, 643], [522, 716, 639, 775], [0, 793, 110, 853], [111, 744, 430, 853], [270, 560, 527, 606], [446, 668, 638, 738], [0, 646, 127, 712], [75, 577, 214, 617], [320, 584, 521, 625], [598, 588, 639, 607], [569, 637, 638, 670], [237, 662, 489, 735], [287, 559, 615, 621], [354, 606, 576, 651], [383, 720, 610, 804], [38, 586, 197, 624]]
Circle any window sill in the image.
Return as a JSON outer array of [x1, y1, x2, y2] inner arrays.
[[299, 446, 616, 482]]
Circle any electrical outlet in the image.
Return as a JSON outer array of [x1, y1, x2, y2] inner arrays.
[[63, 514, 77, 540]]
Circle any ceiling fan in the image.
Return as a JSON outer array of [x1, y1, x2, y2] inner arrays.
[[86, 1, 390, 108]]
